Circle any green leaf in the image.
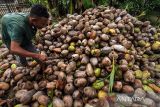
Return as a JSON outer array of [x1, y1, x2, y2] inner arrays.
[[97, 0, 109, 6], [82, 0, 95, 9], [108, 57, 118, 93], [115, 69, 122, 80], [143, 85, 154, 92], [47, 90, 54, 99], [68, 0, 73, 14], [136, 11, 146, 18], [0, 69, 4, 75], [0, 40, 3, 47], [48, 102, 53, 107]]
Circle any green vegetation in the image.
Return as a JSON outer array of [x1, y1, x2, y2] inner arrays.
[[28, 0, 160, 26]]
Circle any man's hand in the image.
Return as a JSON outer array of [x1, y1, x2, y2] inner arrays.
[[37, 54, 48, 62], [10, 41, 48, 62]]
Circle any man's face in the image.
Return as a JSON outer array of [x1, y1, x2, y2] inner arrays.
[[32, 17, 49, 29]]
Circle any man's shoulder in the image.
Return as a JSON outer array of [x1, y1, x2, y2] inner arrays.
[[2, 13, 27, 23], [2, 13, 29, 29], [3, 12, 27, 18]]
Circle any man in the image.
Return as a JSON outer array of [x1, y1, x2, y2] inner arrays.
[[1, 4, 49, 67]]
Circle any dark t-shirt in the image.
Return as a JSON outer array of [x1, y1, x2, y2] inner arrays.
[[1, 13, 37, 49]]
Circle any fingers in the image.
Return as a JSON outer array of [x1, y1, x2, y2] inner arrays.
[[41, 55, 47, 61]]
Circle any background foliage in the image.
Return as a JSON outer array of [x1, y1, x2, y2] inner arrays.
[[28, 0, 160, 26]]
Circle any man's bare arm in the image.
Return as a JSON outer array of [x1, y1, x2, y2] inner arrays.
[[10, 41, 40, 59]]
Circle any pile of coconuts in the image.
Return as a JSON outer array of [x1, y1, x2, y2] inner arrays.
[[0, 6, 160, 107]]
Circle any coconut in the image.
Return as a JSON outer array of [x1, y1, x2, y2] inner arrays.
[[63, 95, 73, 107], [83, 87, 97, 98], [37, 95, 49, 106], [52, 97, 65, 107]]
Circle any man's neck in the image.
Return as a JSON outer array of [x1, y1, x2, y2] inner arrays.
[[28, 16, 34, 26]]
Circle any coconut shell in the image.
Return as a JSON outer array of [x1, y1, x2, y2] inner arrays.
[[124, 70, 135, 83], [74, 100, 83, 107], [21, 81, 34, 90], [55, 89, 62, 97], [37, 95, 49, 106], [64, 83, 75, 94], [83, 87, 97, 98], [101, 57, 111, 66], [74, 78, 87, 87], [122, 85, 134, 95], [46, 82, 56, 89], [1, 63, 9, 70], [86, 63, 94, 76], [0, 82, 9, 90], [88, 76, 96, 83], [63, 95, 73, 107], [15, 89, 36, 104], [113, 81, 122, 92], [38, 80, 47, 90], [32, 91, 44, 101], [52, 97, 65, 107], [74, 71, 86, 78], [32, 102, 39, 107], [65, 61, 76, 74], [73, 90, 81, 100], [134, 79, 143, 88]]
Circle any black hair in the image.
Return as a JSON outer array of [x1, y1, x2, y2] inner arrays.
[[30, 4, 49, 18]]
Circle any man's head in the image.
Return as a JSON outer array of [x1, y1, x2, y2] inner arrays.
[[29, 4, 49, 29]]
